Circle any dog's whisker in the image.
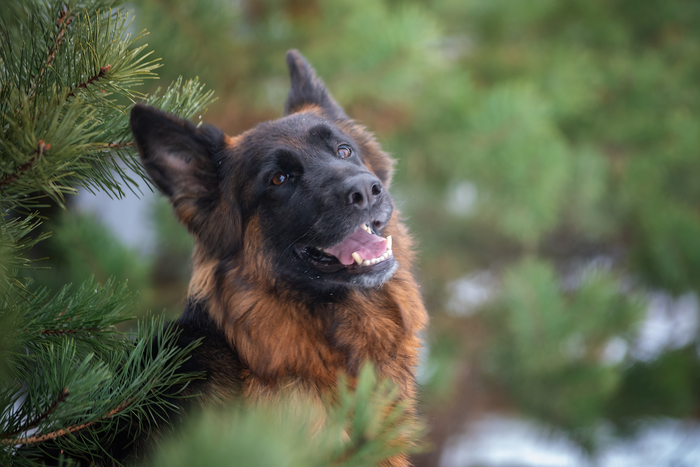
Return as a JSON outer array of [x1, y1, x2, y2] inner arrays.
[[282, 226, 316, 256]]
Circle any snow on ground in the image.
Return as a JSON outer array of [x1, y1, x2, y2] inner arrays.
[[440, 416, 700, 467]]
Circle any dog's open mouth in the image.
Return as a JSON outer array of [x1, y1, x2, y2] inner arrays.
[[296, 223, 394, 274]]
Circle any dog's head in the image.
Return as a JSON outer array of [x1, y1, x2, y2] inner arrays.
[[130, 50, 398, 291]]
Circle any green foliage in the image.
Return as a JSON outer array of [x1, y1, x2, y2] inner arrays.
[[0, 0, 214, 294], [485, 259, 642, 447], [4, 278, 134, 366], [0, 214, 50, 291], [28, 211, 151, 299], [147, 364, 424, 467], [607, 346, 700, 429], [0, 0, 213, 464], [0, 280, 201, 466], [1, 2, 156, 207], [464, 84, 571, 246]]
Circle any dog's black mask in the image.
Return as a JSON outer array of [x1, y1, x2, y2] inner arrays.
[[242, 112, 397, 289], [130, 50, 398, 291]]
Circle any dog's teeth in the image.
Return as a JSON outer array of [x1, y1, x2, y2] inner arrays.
[[386, 235, 392, 251], [354, 249, 395, 268]]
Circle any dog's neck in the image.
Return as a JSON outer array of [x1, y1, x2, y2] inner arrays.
[[184, 221, 427, 399]]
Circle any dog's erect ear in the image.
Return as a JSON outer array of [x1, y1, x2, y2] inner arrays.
[[130, 104, 223, 200], [130, 104, 239, 255], [284, 49, 347, 120]]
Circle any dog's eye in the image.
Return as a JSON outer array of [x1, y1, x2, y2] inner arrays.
[[271, 173, 289, 186], [337, 144, 352, 159]]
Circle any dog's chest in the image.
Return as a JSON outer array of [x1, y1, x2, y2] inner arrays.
[[221, 293, 409, 393]]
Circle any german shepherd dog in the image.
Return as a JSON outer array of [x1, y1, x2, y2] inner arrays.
[[129, 50, 428, 466]]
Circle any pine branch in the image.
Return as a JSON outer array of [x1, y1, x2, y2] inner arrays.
[[2, 277, 135, 364], [0, 140, 50, 188], [106, 141, 133, 149], [4, 311, 204, 462], [28, 4, 75, 100], [38, 328, 100, 336], [1, 3, 217, 463], [1, 395, 134, 446], [65, 65, 111, 100], [0, 214, 48, 292], [0, 389, 69, 439]]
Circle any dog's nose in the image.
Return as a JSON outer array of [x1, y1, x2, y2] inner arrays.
[[345, 173, 383, 209]]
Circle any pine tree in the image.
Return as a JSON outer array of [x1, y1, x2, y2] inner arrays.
[[0, 0, 215, 464], [1, 1, 423, 465]]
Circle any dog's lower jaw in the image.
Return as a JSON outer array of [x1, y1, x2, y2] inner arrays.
[[290, 249, 399, 289], [347, 260, 399, 288]]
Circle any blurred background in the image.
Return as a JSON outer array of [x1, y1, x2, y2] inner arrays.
[[25, 0, 700, 465]]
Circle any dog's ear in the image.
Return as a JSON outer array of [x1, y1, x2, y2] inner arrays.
[[284, 49, 347, 120], [284, 50, 394, 187], [130, 104, 240, 255], [130, 104, 222, 201]]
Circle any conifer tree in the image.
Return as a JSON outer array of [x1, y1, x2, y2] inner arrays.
[[0, 1, 215, 464]]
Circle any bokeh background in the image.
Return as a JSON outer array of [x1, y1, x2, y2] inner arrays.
[[27, 0, 700, 465]]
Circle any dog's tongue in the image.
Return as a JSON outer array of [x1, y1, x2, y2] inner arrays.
[[326, 227, 387, 266]]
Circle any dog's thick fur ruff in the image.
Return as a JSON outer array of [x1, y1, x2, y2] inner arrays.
[[128, 50, 428, 466]]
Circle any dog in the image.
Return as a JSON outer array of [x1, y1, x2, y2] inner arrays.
[[128, 50, 428, 466]]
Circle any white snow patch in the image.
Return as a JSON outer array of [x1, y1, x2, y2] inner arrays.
[[632, 292, 699, 361], [446, 271, 496, 316], [446, 180, 478, 217], [440, 415, 700, 467]]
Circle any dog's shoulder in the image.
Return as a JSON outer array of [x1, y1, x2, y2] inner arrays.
[[172, 300, 245, 402]]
